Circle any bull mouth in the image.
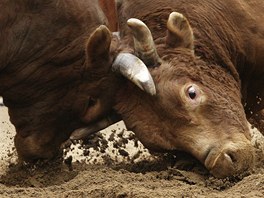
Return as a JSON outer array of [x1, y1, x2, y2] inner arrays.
[[204, 148, 232, 170]]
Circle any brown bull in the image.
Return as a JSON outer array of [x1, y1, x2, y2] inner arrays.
[[72, 0, 263, 178], [0, 0, 154, 162], [0, 0, 115, 161], [97, 0, 262, 178]]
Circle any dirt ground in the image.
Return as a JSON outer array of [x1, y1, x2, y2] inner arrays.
[[0, 103, 264, 198]]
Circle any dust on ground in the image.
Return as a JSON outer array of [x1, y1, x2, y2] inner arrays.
[[0, 103, 263, 198]]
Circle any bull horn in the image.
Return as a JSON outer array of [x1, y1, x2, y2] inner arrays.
[[127, 18, 161, 67], [112, 52, 156, 95], [70, 111, 121, 140]]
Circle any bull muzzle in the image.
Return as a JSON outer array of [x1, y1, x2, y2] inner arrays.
[[204, 139, 254, 178]]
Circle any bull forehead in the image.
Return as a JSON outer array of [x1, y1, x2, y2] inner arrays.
[[147, 55, 248, 129], [151, 50, 240, 97]]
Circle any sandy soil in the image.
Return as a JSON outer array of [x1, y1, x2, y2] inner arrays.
[[0, 102, 264, 198]]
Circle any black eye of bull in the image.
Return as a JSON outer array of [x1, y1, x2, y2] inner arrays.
[[188, 86, 197, 100]]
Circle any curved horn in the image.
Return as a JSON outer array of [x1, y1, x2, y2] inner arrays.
[[112, 52, 156, 95], [70, 112, 121, 140], [127, 18, 161, 67]]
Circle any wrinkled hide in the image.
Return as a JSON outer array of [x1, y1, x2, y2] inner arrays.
[[0, 0, 121, 161]]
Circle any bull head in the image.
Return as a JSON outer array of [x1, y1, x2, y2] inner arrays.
[[112, 12, 254, 178], [70, 11, 254, 178]]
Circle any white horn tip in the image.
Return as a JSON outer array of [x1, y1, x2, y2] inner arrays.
[[169, 12, 184, 20], [127, 18, 147, 27], [112, 53, 156, 96], [135, 72, 157, 95]]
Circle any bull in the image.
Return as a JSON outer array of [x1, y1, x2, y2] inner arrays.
[[71, 0, 264, 178], [0, 0, 263, 179], [85, 0, 262, 178], [0, 0, 154, 162]]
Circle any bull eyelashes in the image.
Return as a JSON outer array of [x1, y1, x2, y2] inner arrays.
[[127, 18, 161, 67], [112, 52, 156, 95]]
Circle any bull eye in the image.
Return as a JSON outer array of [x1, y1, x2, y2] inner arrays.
[[187, 86, 197, 100]]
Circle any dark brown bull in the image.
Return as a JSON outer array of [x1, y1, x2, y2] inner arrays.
[[102, 0, 262, 178], [0, 0, 155, 162], [0, 0, 114, 161]]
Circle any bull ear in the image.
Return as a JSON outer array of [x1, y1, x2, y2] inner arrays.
[[86, 25, 112, 71], [166, 12, 194, 50]]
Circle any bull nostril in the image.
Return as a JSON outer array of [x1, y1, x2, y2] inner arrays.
[[205, 149, 239, 173], [224, 152, 237, 164], [204, 143, 254, 178]]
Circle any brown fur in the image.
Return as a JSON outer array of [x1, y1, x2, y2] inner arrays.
[[98, 0, 118, 31], [117, 0, 264, 116], [0, 0, 121, 161], [110, 0, 264, 177]]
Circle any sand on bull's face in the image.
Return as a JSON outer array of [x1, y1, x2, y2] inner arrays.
[[0, 102, 263, 198]]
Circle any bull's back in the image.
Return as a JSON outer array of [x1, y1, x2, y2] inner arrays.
[[0, 0, 107, 96], [99, 0, 118, 31]]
